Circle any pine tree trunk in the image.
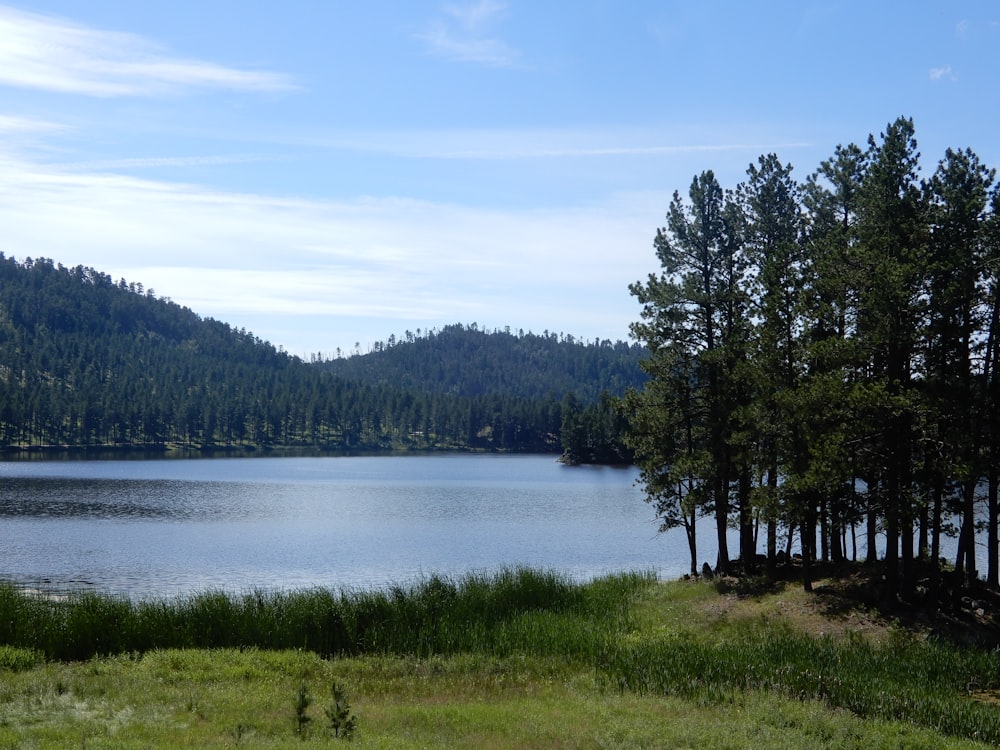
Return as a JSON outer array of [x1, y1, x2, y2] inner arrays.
[[802, 496, 815, 593], [988, 470, 998, 589], [885, 468, 900, 600], [930, 476, 944, 601], [866, 486, 879, 565], [767, 518, 777, 577], [820, 503, 830, 563], [715, 473, 730, 575], [739, 469, 754, 574], [686, 501, 699, 577], [961, 480, 978, 588]]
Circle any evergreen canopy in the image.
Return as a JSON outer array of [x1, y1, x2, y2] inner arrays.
[[625, 117, 1000, 599]]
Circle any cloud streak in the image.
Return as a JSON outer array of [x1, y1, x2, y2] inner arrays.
[[296, 128, 811, 160], [0, 114, 70, 135], [445, 0, 508, 29], [58, 154, 271, 171], [0, 149, 660, 354], [0, 5, 296, 96], [415, 1, 520, 67], [929, 65, 956, 81]]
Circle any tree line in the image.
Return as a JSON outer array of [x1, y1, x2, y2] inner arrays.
[[0, 256, 641, 454], [624, 116, 1000, 602], [319, 323, 644, 403], [320, 323, 643, 463]]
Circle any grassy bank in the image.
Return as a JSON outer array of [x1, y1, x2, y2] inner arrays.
[[1, 569, 1000, 747], [0, 568, 644, 661]]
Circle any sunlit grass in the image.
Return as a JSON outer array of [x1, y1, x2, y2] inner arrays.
[[0, 649, 992, 748], [611, 578, 1000, 745], [1, 572, 1000, 747]]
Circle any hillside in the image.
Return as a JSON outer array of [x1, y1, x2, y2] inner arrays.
[[319, 323, 645, 402], [0, 256, 641, 455]]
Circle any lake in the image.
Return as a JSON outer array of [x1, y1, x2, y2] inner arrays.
[[0, 453, 700, 599]]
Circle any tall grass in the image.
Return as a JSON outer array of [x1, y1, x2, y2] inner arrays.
[[0, 568, 651, 662], [602, 623, 1000, 744], [5, 573, 1000, 745]]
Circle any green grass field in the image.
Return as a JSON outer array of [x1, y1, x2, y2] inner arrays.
[[0, 569, 998, 748]]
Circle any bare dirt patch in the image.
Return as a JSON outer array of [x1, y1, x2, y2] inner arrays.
[[691, 576, 892, 641], [688, 563, 1000, 647]]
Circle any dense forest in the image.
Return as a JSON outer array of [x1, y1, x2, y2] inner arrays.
[[318, 324, 642, 402], [0, 255, 641, 456], [625, 116, 1000, 602], [319, 324, 643, 462]]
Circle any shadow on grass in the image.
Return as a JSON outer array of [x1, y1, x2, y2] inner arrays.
[[708, 558, 1000, 648]]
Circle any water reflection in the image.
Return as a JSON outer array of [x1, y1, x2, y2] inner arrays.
[[0, 478, 267, 520], [0, 455, 664, 599]]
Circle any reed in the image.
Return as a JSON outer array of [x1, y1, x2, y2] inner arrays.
[[3, 575, 999, 745], [0, 569, 652, 662]]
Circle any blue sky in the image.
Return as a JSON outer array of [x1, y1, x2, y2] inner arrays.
[[0, 1, 996, 357]]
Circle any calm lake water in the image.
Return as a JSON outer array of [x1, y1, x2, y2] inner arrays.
[[0, 453, 701, 599]]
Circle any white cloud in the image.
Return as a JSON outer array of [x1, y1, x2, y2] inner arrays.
[[929, 65, 956, 81], [58, 154, 269, 171], [0, 150, 661, 353], [297, 128, 811, 160], [0, 5, 296, 96], [0, 114, 69, 134], [416, 24, 520, 67], [445, 0, 508, 30], [416, 1, 520, 67]]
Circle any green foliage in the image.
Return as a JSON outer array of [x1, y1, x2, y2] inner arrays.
[[320, 323, 645, 403], [603, 624, 1000, 744], [294, 681, 312, 736], [0, 570, 652, 662], [559, 390, 632, 464], [0, 259, 641, 455], [1, 577, 998, 747], [324, 681, 357, 739], [0, 645, 43, 671], [322, 323, 645, 456], [629, 169, 752, 574], [627, 116, 1000, 593]]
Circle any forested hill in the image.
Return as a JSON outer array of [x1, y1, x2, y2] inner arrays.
[[0, 255, 640, 456], [0, 254, 317, 449], [317, 324, 645, 402]]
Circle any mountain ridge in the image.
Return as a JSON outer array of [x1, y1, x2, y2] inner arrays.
[[0, 255, 642, 457]]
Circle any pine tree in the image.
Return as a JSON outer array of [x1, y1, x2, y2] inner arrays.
[[925, 148, 996, 588], [741, 154, 806, 580], [854, 117, 928, 598], [630, 171, 752, 574]]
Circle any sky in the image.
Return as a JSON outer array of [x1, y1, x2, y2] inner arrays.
[[0, 1, 997, 358]]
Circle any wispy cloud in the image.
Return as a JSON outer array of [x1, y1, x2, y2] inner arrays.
[[0, 114, 69, 135], [58, 154, 270, 172], [929, 65, 956, 81], [297, 128, 811, 160], [445, 0, 511, 31], [415, 1, 521, 67], [0, 149, 659, 353], [0, 5, 296, 96]]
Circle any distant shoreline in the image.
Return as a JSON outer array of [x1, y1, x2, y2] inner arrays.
[[0, 443, 565, 461]]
